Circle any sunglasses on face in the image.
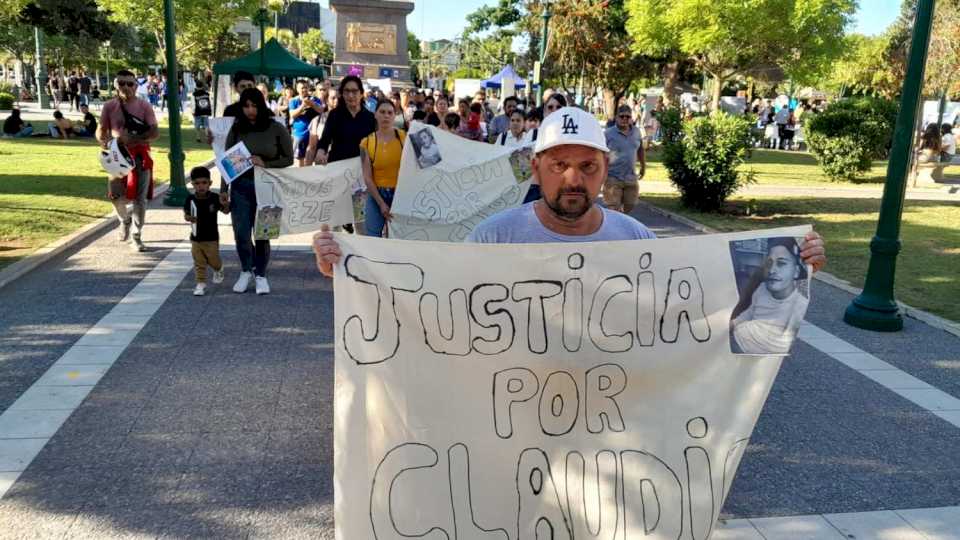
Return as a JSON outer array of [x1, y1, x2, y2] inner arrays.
[[117, 81, 136, 88], [618, 115, 632, 119]]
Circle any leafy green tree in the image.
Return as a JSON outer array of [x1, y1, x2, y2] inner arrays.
[[300, 28, 332, 64], [540, 0, 655, 117], [96, 0, 259, 69], [626, 0, 855, 110], [823, 33, 902, 98]]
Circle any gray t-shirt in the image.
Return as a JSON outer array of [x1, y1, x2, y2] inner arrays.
[[467, 202, 656, 243], [604, 125, 642, 181]]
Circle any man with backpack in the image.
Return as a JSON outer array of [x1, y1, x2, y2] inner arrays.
[[97, 69, 160, 252]]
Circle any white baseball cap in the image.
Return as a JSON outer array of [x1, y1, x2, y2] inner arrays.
[[534, 106, 609, 155]]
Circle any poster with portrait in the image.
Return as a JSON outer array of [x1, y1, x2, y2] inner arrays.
[[333, 225, 811, 539], [389, 123, 530, 242], [728, 235, 811, 356]]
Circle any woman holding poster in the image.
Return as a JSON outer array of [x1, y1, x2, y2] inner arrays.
[[222, 88, 294, 295], [359, 99, 406, 237]]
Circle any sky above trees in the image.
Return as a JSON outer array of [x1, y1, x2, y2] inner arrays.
[[309, 0, 901, 42]]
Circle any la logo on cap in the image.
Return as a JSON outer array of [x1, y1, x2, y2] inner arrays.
[[561, 113, 579, 135]]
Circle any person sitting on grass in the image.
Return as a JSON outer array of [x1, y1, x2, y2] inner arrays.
[[184, 166, 228, 297], [50, 110, 74, 139], [2, 109, 33, 138], [75, 103, 98, 138]]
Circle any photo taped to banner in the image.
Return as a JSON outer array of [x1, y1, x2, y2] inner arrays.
[[728, 236, 811, 356], [410, 128, 442, 169]]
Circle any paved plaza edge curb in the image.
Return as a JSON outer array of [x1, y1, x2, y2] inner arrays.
[[0, 183, 170, 292], [635, 199, 960, 339]]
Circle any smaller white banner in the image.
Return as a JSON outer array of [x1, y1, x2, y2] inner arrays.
[[253, 159, 361, 237], [389, 123, 530, 242]]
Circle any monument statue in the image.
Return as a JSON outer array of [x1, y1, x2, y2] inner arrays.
[[330, 0, 414, 86]]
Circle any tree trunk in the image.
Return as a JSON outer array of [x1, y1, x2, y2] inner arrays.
[[711, 73, 723, 112], [603, 88, 626, 122], [662, 61, 680, 107]]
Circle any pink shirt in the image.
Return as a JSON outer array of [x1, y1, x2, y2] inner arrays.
[[99, 97, 157, 143]]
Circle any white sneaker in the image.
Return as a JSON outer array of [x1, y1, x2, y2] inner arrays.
[[212, 269, 225, 284], [233, 271, 252, 293], [193, 283, 206, 296], [255, 276, 270, 295]]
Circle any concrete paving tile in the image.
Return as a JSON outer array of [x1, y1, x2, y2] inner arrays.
[[112, 433, 199, 472], [152, 504, 255, 539], [202, 403, 278, 433], [173, 465, 265, 504], [0, 472, 21, 498], [860, 369, 934, 390], [56, 401, 143, 438], [72, 329, 141, 348], [3, 467, 112, 512], [56, 345, 125, 366], [189, 431, 269, 466], [823, 510, 926, 540], [64, 511, 157, 539], [933, 409, 960, 428], [35, 364, 110, 387], [245, 501, 334, 540], [94, 470, 184, 507], [263, 429, 331, 466], [257, 462, 332, 504], [130, 405, 209, 434], [28, 433, 125, 473], [0, 438, 48, 472], [0, 409, 73, 438], [802, 337, 864, 355], [712, 519, 765, 540], [898, 388, 960, 411], [828, 352, 895, 371], [9, 385, 93, 411], [897, 506, 960, 540], [0, 501, 78, 539], [749, 514, 846, 539]]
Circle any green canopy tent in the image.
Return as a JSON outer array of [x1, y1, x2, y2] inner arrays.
[[211, 38, 327, 113]]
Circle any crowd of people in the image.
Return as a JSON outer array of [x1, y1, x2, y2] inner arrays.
[[4, 66, 822, 300]]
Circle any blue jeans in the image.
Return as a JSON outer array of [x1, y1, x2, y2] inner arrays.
[[365, 188, 395, 237], [229, 178, 270, 276]]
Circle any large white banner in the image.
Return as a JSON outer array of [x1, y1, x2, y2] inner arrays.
[[389, 123, 531, 242], [334, 225, 812, 539], [253, 159, 359, 237]]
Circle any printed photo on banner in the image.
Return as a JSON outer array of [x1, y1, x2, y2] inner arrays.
[[728, 236, 810, 356], [216, 142, 253, 184], [410, 128, 442, 169], [509, 146, 533, 182]]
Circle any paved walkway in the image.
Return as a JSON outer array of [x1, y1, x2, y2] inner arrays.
[[0, 198, 958, 538]]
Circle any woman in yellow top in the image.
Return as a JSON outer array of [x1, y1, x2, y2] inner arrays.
[[360, 99, 406, 237]]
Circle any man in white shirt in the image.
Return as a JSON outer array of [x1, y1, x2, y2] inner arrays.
[[941, 123, 956, 161]]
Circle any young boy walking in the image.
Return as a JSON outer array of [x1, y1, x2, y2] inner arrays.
[[184, 167, 227, 296]]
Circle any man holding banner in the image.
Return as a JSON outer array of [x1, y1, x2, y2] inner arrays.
[[312, 106, 829, 538]]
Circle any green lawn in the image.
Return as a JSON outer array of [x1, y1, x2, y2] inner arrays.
[[643, 147, 960, 187], [0, 127, 212, 269], [641, 192, 960, 323]]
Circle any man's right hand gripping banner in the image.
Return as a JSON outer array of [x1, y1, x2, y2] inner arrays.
[[333, 225, 812, 539]]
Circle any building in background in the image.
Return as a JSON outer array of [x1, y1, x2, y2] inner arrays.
[[232, 0, 336, 51]]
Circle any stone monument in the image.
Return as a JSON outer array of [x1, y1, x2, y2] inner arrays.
[[329, 0, 415, 87]]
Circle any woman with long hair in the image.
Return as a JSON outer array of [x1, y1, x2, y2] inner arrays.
[[221, 87, 293, 295], [360, 99, 406, 237], [306, 75, 376, 166]]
